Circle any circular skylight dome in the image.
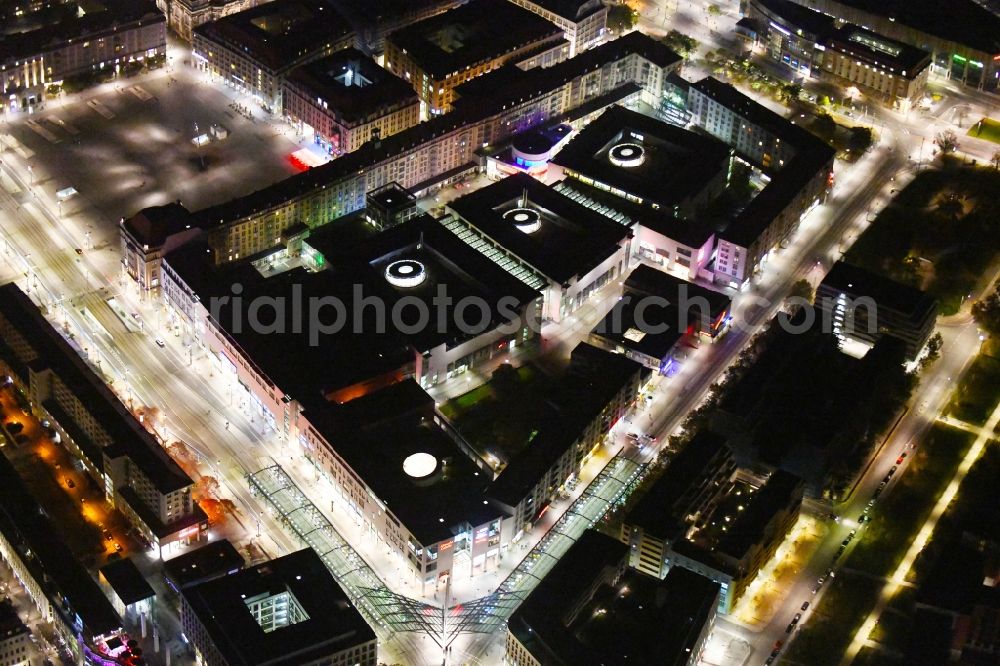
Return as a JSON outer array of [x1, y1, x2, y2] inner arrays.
[[503, 207, 542, 234], [385, 259, 427, 288], [403, 452, 438, 479], [608, 142, 645, 168]]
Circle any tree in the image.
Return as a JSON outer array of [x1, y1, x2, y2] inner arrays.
[[811, 113, 837, 140], [607, 3, 638, 33], [662, 30, 699, 58], [707, 4, 722, 16], [972, 287, 1000, 338], [991, 148, 1000, 170], [781, 82, 802, 102], [935, 130, 959, 155], [848, 126, 874, 153], [787, 279, 814, 304]]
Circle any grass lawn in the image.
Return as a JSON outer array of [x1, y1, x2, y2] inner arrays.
[[783, 573, 881, 666], [845, 166, 1000, 315], [967, 117, 1000, 145], [947, 352, 1000, 425], [847, 424, 974, 575]]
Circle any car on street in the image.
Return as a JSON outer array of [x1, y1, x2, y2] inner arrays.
[[842, 537, 851, 547], [773, 641, 783, 651], [66, 478, 75, 488], [889, 465, 897, 476], [883, 473, 892, 483], [792, 613, 802, 624], [858, 514, 866, 523], [786, 622, 795, 633], [849, 530, 856, 539], [801, 601, 810, 611], [155, 338, 166, 348], [103, 530, 113, 541], [114, 542, 123, 552], [896, 453, 907, 464]]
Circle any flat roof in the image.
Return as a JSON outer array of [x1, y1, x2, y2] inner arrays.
[[750, 0, 835, 38], [625, 264, 731, 319], [488, 343, 648, 507], [122, 202, 197, 248], [511, 530, 720, 665], [193, 0, 354, 73], [447, 172, 630, 285], [304, 380, 497, 545], [826, 24, 930, 76], [164, 540, 246, 590], [181, 32, 676, 231], [285, 48, 418, 125], [625, 431, 731, 540], [552, 105, 732, 210], [0, 451, 121, 639], [0, 284, 194, 494], [99, 558, 156, 606], [810, 0, 1000, 56], [180, 549, 375, 664], [820, 261, 937, 320], [717, 469, 802, 559], [591, 298, 685, 362], [387, 0, 563, 79], [0, 0, 163, 63], [523, 0, 606, 21], [0, 601, 28, 641]]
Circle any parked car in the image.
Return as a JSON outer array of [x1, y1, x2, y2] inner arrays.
[[801, 601, 810, 611]]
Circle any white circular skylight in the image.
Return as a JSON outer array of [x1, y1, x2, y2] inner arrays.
[[503, 207, 542, 234], [403, 452, 438, 479], [385, 259, 427, 288], [608, 142, 646, 168]]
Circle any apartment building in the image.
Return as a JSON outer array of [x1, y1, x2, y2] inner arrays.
[[0, 602, 30, 666], [120, 31, 682, 289], [191, 0, 356, 112], [282, 48, 420, 155], [384, 0, 567, 113], [0, 284, 206, 558], [505, 0, 608, 56], [0, 0, 165, 111], [159, 0, 264, 42]]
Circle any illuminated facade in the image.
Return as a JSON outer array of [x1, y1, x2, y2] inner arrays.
[[505, 0, 608, 56]]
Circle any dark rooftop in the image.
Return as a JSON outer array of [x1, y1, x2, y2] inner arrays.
[[752, 0, 835, 38], [0, 600, 28, 641], [625, 264, 732, 321], [511, 529, 720, 666], [0, 450, 121, 639], [591, 297, 686, 363], [488, 343, 648, 507], [285, 48, 418, 125], [625, 431, 732, 541], [304, 380, 497, 545], [826, 24, 931, 77], [809, 0, 1000, 56], [99, 558, 156, 606], [122, 202, 198, 249], [179, 32, 676, 232], [164, 539, 246, 590], [0, 284, 194, 494], [552, 105, 732, 210], [180, 549, 375, 665], [447, 172, 630, 285], [524, 0, 606, 21], [717, 469, 802, 559], [0, 0, 163, 63], [193, 0, 354, 73], [387, 0, 563, 80], [820, 261, 938, 320]]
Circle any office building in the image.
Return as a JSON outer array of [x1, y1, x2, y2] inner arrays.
[[782, 0, 1000, 90], [0, 284, 207, 557], [384, 0, 567, 113], [99, 558, 156, 618], [669, 469, 804, 613], [180, 549, 377, 666], [742, 0, 931, 107], [506, 530, 721, 666], [283, 48, 420, 155], [623, 264, 732, 339], [121, 31, 682, 293], [444, 172, 632, 323], [505, 0, 608, 56], [619, 432, 737, 578], [687, 77, 835, 287], [816, 261, 938, 360], [191, 0, 356, 112], [0, 602, 30, 666], [0, 452, 122, 663], [0, 0, 166, 112]]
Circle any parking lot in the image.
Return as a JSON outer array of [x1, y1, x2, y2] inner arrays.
[[2, 61, 310, 250]]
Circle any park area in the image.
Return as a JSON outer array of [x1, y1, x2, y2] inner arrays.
[[845, 165, 1000, 314], [783, 424, 975, 665], [967, 117, 1000, 145]]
